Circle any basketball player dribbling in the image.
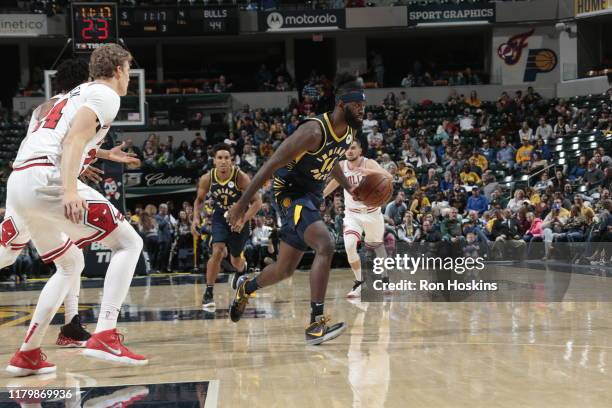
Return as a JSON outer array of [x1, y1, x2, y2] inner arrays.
[[323, 139, 391, 298], [227, 73, 364, 345], [191, 143, 261, 309], [5, 44, 147, 377]]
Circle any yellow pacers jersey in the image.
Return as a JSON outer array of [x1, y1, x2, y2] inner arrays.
[[273, 112, 354, 204]]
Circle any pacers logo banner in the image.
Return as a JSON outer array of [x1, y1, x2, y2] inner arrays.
[[523, 49, 558, 81], [259, 9, 345, 32], [492, 26, 559, 85]]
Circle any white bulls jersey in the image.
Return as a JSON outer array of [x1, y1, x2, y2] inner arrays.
[[342, 157, 370, 211], [14, 82, 120, 172]]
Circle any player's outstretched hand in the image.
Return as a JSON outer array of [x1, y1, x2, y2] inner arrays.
[[63, 192, 88, 224], [109, 142, 142, 166], [227, 203, 245, 231], [80, 165, 104, 184]]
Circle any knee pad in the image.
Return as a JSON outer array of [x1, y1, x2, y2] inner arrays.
[[55, 244, 85, 276], [344, 233, 360, 264]]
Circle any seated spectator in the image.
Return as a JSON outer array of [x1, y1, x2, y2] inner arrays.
[[518, 121, 533, 142], [553, 116, 570, 137], [213, 75, 232, 93], [410, 190, 431, 218], [401, 73, 414, 88], [523, 212, 543, 243], [368, 126, 384, 146], [417, 148, 437, 168], [458, 109, 474, 131], [466, 188, 489, 215], [401, 166, 419, 193], [275, 75, 290, 92], [434, 120, 450, 143], [465, 91, 481, 108], [516, 138, 534, 171], [241, 143, 258, 170], [362, 111, 378, 137], [385, 191, 407, 226], [529, 151, 548, 174], [460, 164, 481, 186], [397, 212, 421, 244], [584, 159, 605, 190], [568, 155, 588, 181], [535, 117, 553, 142], [440, 171, 454, 193], [142, 140, 158, 167], [469, 149, 488, 173], [441, 207, 464, 245], [491, 209, 526, 259], [507, 189, 530, 213], [534, 172, 553, 192], [496, 139, 516, 171], [417, 219, 442, 243], [420, 167, 439, 198]]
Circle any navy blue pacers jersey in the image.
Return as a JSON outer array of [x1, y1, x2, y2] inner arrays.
[[209, 166, 241, 218], [273, 112, 354, 208]]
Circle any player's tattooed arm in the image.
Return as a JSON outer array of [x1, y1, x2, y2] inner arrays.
[[227, 121, 322, 227], [191, 173, 211, 237], [232, 171, 263, 232]]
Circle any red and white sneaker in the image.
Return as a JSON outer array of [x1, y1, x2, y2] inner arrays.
[[82, 329, 148, 366], [6, 348, 56, 377]]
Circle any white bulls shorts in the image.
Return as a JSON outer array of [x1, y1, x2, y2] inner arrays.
[[2, 164, 124, 264], [343, 208, 385, 244]]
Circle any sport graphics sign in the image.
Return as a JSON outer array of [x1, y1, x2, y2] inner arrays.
[[407, 3, 495, 24], [492, 26, 559, 85], [259, 9, 345, 32]]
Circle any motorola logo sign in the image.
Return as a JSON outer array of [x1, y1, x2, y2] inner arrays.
[[264, 11, 343, 31], [267, 12, 284, 29]]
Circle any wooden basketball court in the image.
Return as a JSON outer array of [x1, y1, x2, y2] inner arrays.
[[0, 267, 611, 407]]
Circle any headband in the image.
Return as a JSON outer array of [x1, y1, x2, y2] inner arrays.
[[338, 90, 365, 104]]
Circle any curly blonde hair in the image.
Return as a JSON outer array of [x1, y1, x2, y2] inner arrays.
[[89, 44, 132, 79]]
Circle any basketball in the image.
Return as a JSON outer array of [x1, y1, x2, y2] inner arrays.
[[354, 172, 393, 208]]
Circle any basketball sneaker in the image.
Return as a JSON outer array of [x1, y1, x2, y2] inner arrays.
[[56, 315, 91, 348], [202, 289, 215, 309], [229, 274, 250, 322], [346, 280, 363, 298], [231, 262, 248, 290], [6, 348, 56, 377], [82, 329, 148, 366], [305, 316, 347, 346]]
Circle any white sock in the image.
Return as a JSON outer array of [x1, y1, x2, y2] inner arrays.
[[21, 245, 84, 351], [64, 277, 80, 324], [95, 222, 143, 333]]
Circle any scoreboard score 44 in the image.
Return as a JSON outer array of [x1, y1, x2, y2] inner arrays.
[[71, 2, 118, 52]]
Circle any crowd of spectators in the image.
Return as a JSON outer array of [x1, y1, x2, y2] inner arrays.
[[1, 85, 612, 281]]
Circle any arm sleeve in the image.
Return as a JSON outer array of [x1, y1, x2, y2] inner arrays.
[[82, 84, 120, 127]]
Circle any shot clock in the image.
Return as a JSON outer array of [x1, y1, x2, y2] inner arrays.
[[71, 2, 118, 52]]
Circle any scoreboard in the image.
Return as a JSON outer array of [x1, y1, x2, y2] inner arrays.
[[71, 2, 118, 52], [118, 6, 239, 36]]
